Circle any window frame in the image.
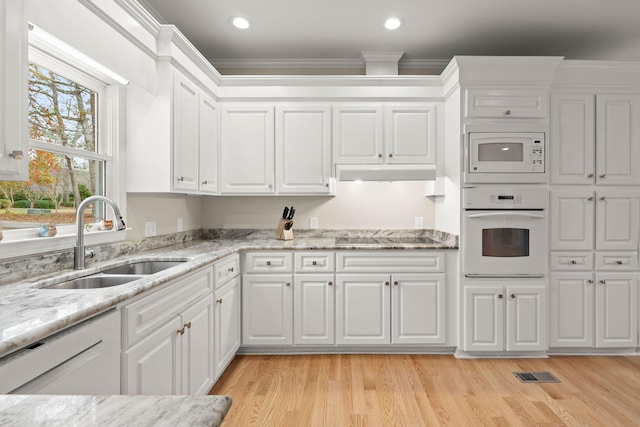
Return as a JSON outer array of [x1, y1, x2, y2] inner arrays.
[[0, 26, 127, 260]]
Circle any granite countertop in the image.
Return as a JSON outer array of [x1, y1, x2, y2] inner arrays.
[[0, 394, 232, 427], [0, 229, 458, 358]]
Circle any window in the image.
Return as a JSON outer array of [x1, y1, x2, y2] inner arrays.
[[0, 64, 107, 229], [0, 25, 126, 258]]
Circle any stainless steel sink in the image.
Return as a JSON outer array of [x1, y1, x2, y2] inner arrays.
[[101, 260, 186, 275], [45, 274, 145, 290]]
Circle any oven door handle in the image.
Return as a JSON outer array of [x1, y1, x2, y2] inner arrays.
[[466, 212, 545, 219]]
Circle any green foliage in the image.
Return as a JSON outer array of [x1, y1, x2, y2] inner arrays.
[[13, 200, 30, 208], [78, 183, 92, 200], [0, 199, 10, 209], [59, 201, 74, 207], [33, 200, 56, 209]]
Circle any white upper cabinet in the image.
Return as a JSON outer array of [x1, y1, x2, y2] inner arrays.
[[333, 104, 437, 165], [128, 66, 218, 194], [198, 95, 218, 194], [465, 87, 548, 119], [550, 189, 639, 251], [333, 104, 384, 164], [172, 75, 200, 192], [275, 105, 332, 194], [384, 105, 436, 164], [595, 94, 640, 185], [0, 0, 28, 181], [551, 93, 640, 185], [219, 105, 275, 194], [550, 94, 595, 184]]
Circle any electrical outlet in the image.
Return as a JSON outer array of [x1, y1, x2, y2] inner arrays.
[[414, 216, 424, 229], [177, 218, 183, 232], [145, 221, 157, 237], [309, 217, 318, 229]]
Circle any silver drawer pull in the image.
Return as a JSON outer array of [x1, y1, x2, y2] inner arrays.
[[312, 261, 317, 266], [266, 261, 271, 266], [570, 260, 577, 265], [616, 260, 623, 265]]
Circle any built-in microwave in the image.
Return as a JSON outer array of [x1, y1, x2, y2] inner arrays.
[[465, 132, 546, 183]]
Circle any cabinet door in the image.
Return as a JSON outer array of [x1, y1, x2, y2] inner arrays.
[[550, 189, 595, 251], [596, 94, 640, 185], [275, 105, 332, 194], [465, 88, 547, 118], [293, 274, 335, 345], [550, 93, 595, 184], [333, 105, 383, 164], [384, 105, 436, 164], [462, 286, 504, 352], [214, 276, 241, 378], [0, 0, 28, 181], [391, 273, 445, 344], [123, 316, 181, 395], [595, 190, 640, 251], [172, 74, 200, 192], [505, 285, 546, 351], [220, 105, 274, 194], [181, 294, 215, 395], [595, 273, 638, 348], [336, 274, 390, 345], [550, 273, 594, 348], [242, 274, 292, 345], [199, 95, 218, 194]]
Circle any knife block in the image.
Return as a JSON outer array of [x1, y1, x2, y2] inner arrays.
[[276, 218, 294, 240]]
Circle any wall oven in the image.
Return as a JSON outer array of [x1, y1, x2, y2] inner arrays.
[[462, 186, 548, 278]]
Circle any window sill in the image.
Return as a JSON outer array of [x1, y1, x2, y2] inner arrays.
[[0, 225, 129, 261]]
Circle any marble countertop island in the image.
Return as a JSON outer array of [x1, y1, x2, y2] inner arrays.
[[0, 394, 232, 427]]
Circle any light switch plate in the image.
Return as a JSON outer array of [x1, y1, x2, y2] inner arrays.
[[414, 216, 424, 229], [177, 218, 183, 232], [145, 221, 157, 237], [309, 217, 318, 229]]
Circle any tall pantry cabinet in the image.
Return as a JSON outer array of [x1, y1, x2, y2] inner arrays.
[[549, 76, 640, 350]]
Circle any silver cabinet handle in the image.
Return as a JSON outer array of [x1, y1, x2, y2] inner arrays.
[[599, 280, 606, 285], [587, 173, 594, 178], [505, 110, 511, 116], [286, 282, 291, 286], [571, 260, 577, 265], [600, 174, 606, 178], [587, 197, 594, 202], [388, 153, 393, 158], [616, 260, 623, 265], [600, 197, 606, 201], [378, 154, 382, 158], [587, 279, 593, 284], [328, 281, 333, 286], [177, 177, 184, 182], [385, 281, 390, 286], [202, 180, 208, 185]]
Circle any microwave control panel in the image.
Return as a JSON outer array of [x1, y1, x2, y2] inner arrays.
[[532, 139, 544, 171]]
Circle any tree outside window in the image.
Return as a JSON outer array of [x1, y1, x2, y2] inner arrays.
[[0, 64, 105, 229]]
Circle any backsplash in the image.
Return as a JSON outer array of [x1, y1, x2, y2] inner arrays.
[[0, 228, 457, 286]]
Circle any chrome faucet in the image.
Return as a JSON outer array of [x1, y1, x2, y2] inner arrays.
[[74, 195, 126, 270]]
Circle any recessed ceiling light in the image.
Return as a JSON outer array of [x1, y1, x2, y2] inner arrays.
[[231, 16, 252, 30], [384, 17, 403, 30]]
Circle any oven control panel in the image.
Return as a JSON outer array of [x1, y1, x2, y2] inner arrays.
[[463, 186, 548, 210]]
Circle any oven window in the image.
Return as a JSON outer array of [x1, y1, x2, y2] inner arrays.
[[482, 228, 530, 257], [477, 143, 524, 162]]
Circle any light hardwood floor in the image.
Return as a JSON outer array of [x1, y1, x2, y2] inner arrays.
[[210, 353, 640, 426]]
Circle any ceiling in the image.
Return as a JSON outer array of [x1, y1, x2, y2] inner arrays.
[[138, 0, 640, 74]]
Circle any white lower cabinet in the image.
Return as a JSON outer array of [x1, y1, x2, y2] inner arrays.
[[123, 293, 214, 395], [242, 274, 293, 346], [462, 284, 546, 352], [294, 274, 335, 345], [214, 275, 241, 378], [336, 274, 390, 345], [550, 272, 638, 348], [121, 266, 215, 395]]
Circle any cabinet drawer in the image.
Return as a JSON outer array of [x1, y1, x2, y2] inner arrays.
[[214, 254, 240, 288], [294, 251, 335, 272], [595, 252, 639, 270], [122, 266, 212, 348], [336, 251, 444, 273], [465, 88, 548, 118], [243, 252, 293, 273], [550, 252, 594, 271]]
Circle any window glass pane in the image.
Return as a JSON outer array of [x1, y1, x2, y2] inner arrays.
[[28, 64, 97, 153], [0, 151, 105, 228]]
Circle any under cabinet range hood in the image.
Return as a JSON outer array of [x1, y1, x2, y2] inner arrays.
[[336, 164, 437, 181]]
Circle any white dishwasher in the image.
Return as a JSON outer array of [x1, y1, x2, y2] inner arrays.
[[0, 309, 121, 395]]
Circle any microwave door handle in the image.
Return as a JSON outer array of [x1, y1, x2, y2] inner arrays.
[[467, 212, 545, 219]]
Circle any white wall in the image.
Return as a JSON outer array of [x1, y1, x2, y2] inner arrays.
[[127, 194, 202, 239], [202, 181, 435, 230]]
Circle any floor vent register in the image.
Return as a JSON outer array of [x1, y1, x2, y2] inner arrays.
[[513, 371, 561, 383]]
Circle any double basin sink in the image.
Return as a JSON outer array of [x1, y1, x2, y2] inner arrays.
[[44, 261, 186, 290]]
